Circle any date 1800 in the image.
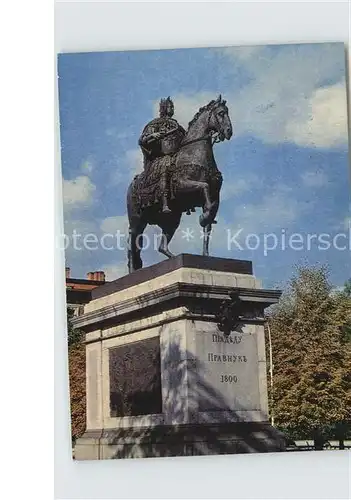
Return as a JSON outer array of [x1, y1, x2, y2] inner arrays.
[[220, 375, 238, 383]]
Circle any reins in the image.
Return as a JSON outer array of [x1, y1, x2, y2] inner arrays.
[[180, 106, 223, 149]]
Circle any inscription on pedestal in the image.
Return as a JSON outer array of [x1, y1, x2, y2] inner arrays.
[[109, 337, 162, 417], [196, 331, 260, 412]]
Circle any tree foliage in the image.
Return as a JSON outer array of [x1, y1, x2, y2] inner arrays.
[[338, 279, 351, 343], [67, 307, 86, 443], [343, 278, 351, 297], [266, 265, 351, 444], [67, 307, 83, 347]]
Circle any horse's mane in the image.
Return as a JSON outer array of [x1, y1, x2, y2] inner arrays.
[[188, 99, 217, 128]]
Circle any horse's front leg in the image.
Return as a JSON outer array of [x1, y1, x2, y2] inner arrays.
[[177, 179, 212, 211], [199, 199, 219, 228], [202, 224, 212, 256]]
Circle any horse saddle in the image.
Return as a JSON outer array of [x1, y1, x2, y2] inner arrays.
[[134, 155, 175, 209]]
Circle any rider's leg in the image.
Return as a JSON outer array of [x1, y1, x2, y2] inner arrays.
[[160, 172, 171, 213]]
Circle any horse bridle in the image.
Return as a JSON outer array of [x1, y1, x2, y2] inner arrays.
[[209, 103, 227, 143], [180, 104, 225, 149]]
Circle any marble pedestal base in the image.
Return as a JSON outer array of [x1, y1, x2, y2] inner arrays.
[[76, 422, 286, 460], [73, 254, 286, 460]]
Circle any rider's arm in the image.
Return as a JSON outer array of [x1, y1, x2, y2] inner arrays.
[[139, 125, 160, 146]]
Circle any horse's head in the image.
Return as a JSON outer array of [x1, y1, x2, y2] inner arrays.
[[208, 95, 233, 141], [186, 95, 233, 143]]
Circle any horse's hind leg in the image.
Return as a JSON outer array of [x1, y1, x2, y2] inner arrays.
[[158, 213, 181, 259], [128, 218, 147, 272], [200, 193, 219, 252]]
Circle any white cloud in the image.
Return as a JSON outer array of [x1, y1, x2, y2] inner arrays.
[[103, 262, 128, 280], [80, 159, 93, 173], [64, 217, 97, 236], [301, 171, 329, 188], [150, 46, 348, 150], [62, 217, 99, 270], [100, 214, 129, 234], [220, 44, 348, 149], [221, 174, 262, 201], [63, 175, 96, 210], [125, 149, 143, 175], [111, 148, 143, 185], [226, 184, 311, 235], [286, 83, 348, 148]]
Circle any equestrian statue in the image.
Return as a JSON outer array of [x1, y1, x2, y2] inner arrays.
[[127, 95, 233, 272]]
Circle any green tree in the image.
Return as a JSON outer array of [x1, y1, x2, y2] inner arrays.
[[335, 280, 351, 344], [67, 307, 86, 445], [343, 278, 351, 297], [266, 265, 351, 450], [68, 339, 86, 444], [67, 307, 83, 346]]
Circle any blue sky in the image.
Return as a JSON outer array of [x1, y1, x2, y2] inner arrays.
[[58, 42, 350, 288]]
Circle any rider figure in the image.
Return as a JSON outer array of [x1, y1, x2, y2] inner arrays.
[[138, 97, 185, 213]]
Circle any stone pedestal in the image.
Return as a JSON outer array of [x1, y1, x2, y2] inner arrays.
[[73, 254, 286, 460]]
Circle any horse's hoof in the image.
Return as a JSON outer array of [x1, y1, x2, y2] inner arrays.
[[159, 247, 175, 259], [199, 213, 209, 227]]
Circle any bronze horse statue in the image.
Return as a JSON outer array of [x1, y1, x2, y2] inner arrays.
[[127, 96, 233, 272]]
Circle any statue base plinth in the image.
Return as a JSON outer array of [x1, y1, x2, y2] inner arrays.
[[73, 254, 286, 460], [75, 423, 286, 460]]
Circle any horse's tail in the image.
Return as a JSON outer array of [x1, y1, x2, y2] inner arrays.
[[126, 177, 144, 273], [126, 176, 141, 219], [126, 180, 134, 221]]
